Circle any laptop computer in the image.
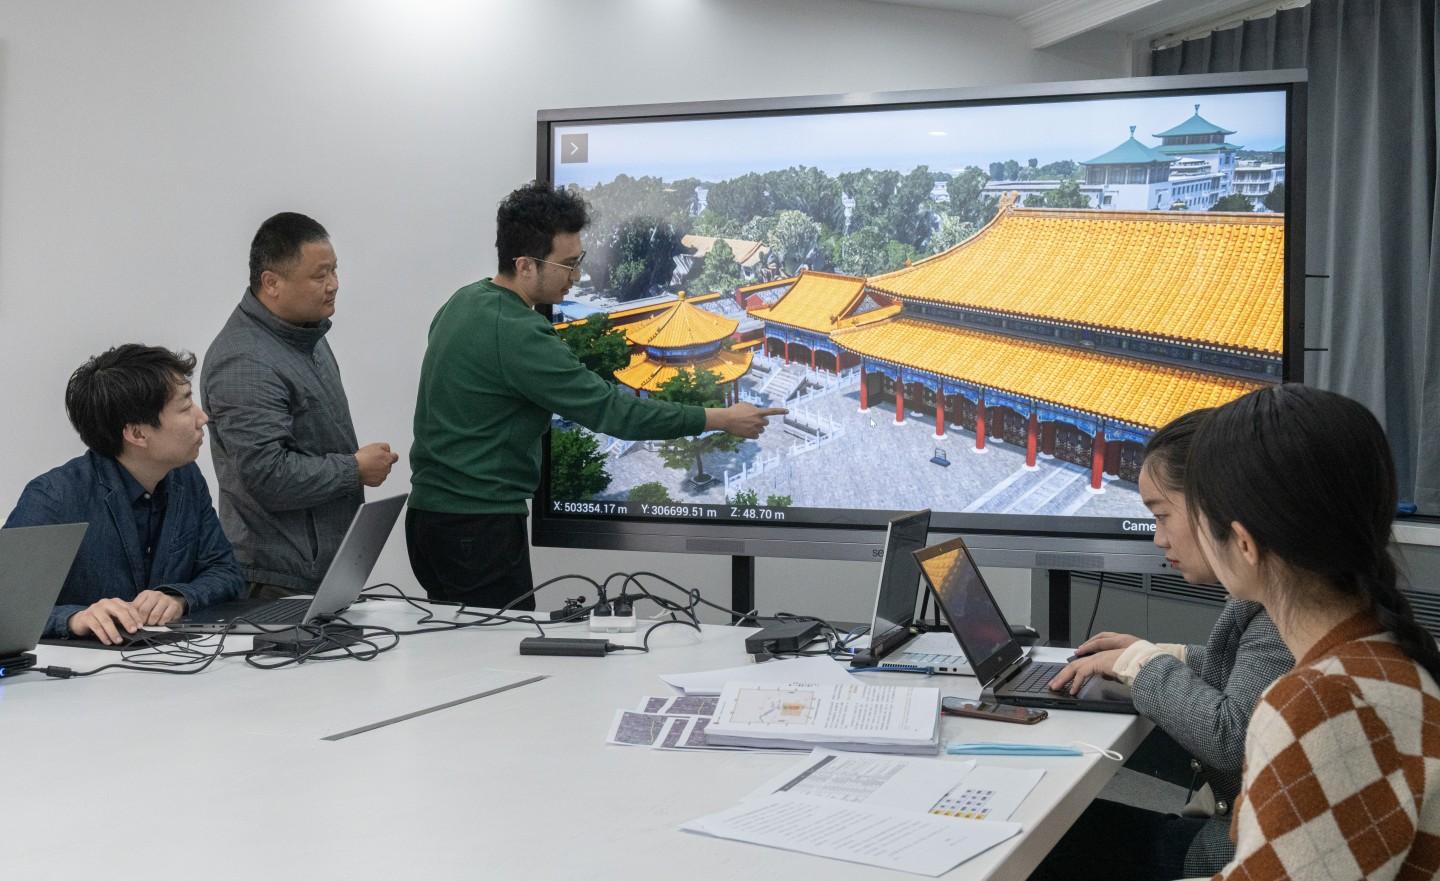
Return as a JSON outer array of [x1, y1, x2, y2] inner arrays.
[[849, 510, 972, 675], [170, 493, 407, 634], [915, 536, 1134, 714], [0, 522, 88, 672]]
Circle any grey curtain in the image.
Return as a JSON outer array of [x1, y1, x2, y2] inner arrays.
[[1153, 0, 1440, 516]]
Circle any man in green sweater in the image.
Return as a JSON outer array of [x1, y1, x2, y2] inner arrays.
[[408, 182, 784, 610]]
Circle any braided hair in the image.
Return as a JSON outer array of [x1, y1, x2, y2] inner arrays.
[[1184, 384, 1440, 684]]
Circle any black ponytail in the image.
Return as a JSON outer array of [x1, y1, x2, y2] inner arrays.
[[1185, 384, 1440, 684]]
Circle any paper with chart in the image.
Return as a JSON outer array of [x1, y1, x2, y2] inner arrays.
[[681, 794, 1021, 877], [748, 749, 1043, 821], [929, 764, 1044, 821], [749, 749, 975, 811], [704, 682, 941, 753]]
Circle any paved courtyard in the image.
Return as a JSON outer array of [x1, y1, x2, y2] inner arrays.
[[581, 364, 1146, 517]]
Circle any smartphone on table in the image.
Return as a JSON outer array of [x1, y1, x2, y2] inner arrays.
[[941, 697, 1047, 725]]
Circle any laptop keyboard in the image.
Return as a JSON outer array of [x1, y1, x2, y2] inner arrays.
[[1008, 661, 1066, 694], [237, 599, 309, 624]]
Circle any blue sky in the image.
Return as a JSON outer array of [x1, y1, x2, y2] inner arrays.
[[552, 90, 1287, 187]]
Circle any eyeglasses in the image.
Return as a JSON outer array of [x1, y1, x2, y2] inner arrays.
[[524, 250, 587, 275]]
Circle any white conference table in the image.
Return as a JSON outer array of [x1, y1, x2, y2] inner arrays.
[[1, 597, 1149, 881]]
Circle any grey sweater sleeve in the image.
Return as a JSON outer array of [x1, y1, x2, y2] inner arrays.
[[203, 355, 359, 511], [1130, 613, 1292, 780]]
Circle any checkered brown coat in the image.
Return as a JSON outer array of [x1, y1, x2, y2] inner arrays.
[[1211, 615, 1440, 880]]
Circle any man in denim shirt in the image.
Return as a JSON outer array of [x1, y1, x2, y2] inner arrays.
[[4, 345, 244, 644]]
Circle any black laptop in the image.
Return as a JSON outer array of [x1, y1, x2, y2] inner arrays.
[[170, 493, 406, 634], [914, 537, 1134, 714], [849, 510, 972, 675], [0, 523, 88, 672]]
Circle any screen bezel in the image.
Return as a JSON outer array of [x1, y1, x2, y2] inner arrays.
[[531, 70, 1308, 571]]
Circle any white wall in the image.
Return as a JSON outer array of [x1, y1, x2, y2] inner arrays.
[[0, 0, 1129, 624]]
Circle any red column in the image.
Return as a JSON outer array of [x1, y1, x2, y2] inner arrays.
[[894, 380, 905, 424], [974, 398, 987, 450], [859, 365, 869, 411], [1025, 411, 1038, 468], [935, 389, 946, 438], [1090, 425, 1107, 490], [810, 349, 816, 371], [784, 341, 791, 364]]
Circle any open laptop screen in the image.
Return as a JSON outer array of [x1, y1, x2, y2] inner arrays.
[[867, 510, 931, 655], [914, 538, 1025, 686]]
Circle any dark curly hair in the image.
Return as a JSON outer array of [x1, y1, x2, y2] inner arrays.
[[495, 182, 590, 272]]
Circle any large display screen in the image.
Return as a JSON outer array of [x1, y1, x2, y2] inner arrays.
[[534, 73, 1304, 562]]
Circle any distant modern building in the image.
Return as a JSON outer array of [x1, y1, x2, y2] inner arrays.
[[1234, 144, 1287, 211], [1080, 127, 1174, 210]]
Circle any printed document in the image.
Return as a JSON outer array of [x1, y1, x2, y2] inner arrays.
[[682, 794, 1020, 877]]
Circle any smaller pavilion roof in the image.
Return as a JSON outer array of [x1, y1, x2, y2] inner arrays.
[[623, 293, 738, 349], [1154, 105, 1237, 138]]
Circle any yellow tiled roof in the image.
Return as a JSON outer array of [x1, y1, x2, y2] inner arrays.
[[867, 203, 1285, 355], [622, 295, 738, 348], [747, 271, 868, 334], [613, 349, 753, 393], [834, 318, 1267, 430]]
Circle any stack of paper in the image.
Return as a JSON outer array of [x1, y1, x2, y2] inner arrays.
[[703, 682, 941, 755]]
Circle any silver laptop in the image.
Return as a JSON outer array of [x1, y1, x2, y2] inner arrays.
[[170, 493, 406, 634], [0, 523, 88, 666], [850, 510, 972, 675]]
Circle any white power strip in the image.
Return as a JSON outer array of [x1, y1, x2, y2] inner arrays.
[[589, 608, 637, 633]]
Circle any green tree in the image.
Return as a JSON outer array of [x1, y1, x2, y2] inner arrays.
[[1037, 160, 1079, 179], [628, 482, 673, 505], [729, 488, 759, 506], [1042, 178, 1090, 209], [765, 165, 845, 229], [691, 208, 740, 237], [764, 494, 792, 508], [1212, 194, 1256, 212], [821, 226, 913, 276], [1023, 193, 1046, 208], [606, 217, 684, 301], [927, 215, 977, 255], [1262, 182, 1286, 213], [654, 368, 742, 483], [706, 172, 772, 227], [740, 213, 778, 247], [692, 237, 743, 296], [557, 315, 629, 384], [578, 175, 695, 293], [945, 166, 996, 227], [767, 209, 822, 274], [550, 429, 611, 500]]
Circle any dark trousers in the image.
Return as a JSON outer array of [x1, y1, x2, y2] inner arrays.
[[405, 509, 535, 611], [1027, 799, 1205, 881]]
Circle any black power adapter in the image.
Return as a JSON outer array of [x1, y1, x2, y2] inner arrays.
[[744, 620, 823, 660]]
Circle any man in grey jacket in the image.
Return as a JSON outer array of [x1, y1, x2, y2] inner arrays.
[[202, 213, 398, 597]]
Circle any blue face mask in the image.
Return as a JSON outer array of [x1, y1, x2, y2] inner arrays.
[[946, 741, 1124, 760]]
